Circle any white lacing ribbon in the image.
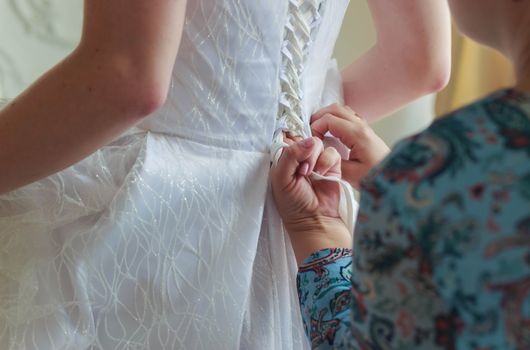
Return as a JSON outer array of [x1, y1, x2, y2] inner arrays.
[[277, 0, 323, 136], [271, 131, 357, 234], [273, 1, 357, 233]]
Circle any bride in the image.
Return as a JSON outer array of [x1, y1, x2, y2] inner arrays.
[[0, 1, 450, 349]]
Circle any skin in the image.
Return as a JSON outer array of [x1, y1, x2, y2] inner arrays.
[[273, 0, 530, 264], [271, 136, 352, 265], [311, 104, 390, 188], [0, 1, 451, 195], [342, 0, 452, 121], [271, 109, 390, 265], [447, 0, 530, 93], [0, 0, 187, 195]]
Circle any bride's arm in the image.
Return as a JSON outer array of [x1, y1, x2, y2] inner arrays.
[[0, 0, 187, 195], [342, 0, 451, 121]]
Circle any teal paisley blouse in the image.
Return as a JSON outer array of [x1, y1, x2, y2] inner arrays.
[[297, 89, 530, 349]]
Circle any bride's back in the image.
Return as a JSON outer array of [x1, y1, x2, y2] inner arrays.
[[0, 1, 350, 349], [139, 0, 349, 150]]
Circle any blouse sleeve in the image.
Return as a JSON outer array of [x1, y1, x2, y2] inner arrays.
[[345, 134, 453, 349], [296, 137, 451, 349], [297, 248, 358, 349], [298, 96, 530, 349]]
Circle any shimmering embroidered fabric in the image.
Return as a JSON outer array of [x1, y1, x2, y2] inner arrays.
[[0, 1, 349, 349]]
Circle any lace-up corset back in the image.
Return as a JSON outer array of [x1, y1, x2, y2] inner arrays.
[[138, 0, 349, 148], [278, 0, 326, 136]]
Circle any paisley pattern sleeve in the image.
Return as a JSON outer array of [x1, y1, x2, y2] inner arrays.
[[349, 89, 530, 350], [297, 248, 355, 349], [349, 163, 453, 349], [296, 89, 530, 349]]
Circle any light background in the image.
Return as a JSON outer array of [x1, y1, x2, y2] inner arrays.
[[0, 0, 82, 96], [0, 1, 510, 146]]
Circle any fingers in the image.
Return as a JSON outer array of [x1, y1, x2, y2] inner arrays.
[[286, 132, 304, 143], [283, 133, 303, 146], [311, 103, 361, 124], [303, 137, 324, 176], [273, 137, 323, 189], [314, 147, 341, 178], [310, 113, 367, 150]]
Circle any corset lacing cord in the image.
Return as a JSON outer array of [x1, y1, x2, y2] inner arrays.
[[272, 0, 357, 234]]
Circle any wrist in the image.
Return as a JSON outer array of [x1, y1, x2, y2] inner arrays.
[[284, 216, 352, 266], [284, 215, 346, 235]]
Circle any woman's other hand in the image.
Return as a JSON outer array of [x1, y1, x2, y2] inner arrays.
[[311, 104, 390, 188]]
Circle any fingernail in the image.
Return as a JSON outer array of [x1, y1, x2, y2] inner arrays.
[[301, 138, 314, 148], [298, 162, 309, 176]]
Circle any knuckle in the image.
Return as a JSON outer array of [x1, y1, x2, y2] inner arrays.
[[313, 136, 324, 150], [358, 125, 371, 139], [321, 147, 339, 164], [322, 112, 334, 120], [326, 146, 340, 158], [339, 104, 349, 113], [283, 146, 296, 159], [322, 113, 337, 126]]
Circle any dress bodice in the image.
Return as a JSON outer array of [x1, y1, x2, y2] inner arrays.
[[0, 2, 351, 349], [138, 0, 349, 151]]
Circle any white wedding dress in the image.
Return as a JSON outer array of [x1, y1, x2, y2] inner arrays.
[[0, 1, 350, 349]]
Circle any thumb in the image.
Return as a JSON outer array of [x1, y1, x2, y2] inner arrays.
[[273, 137, 317, 189]]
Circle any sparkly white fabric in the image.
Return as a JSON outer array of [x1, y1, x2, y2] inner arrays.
[[0, 1, 350, 349]]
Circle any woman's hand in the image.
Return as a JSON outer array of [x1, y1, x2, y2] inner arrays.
[[311, 104, 390, 188], [271, 136, 351, 265]]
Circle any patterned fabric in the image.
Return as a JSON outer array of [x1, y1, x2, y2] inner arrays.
[[297, 88, 530, 349], [297, 249, 354, 349]]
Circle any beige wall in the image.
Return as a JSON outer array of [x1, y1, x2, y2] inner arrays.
[[334, 2, 375, 69]]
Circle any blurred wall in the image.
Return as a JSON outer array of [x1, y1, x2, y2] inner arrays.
[[0, 0, 82, 97]]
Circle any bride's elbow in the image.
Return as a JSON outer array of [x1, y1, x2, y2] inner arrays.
[[421, 60, 451, 94], [123, 80, 169, 118], [74, 48, 171, 120], [113, 69, 169, 119], [412, 48, 451, 95]]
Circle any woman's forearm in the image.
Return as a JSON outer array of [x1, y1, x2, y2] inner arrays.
[[297, 248, 355, 349], [342, 0, 451, 121], [0, 0, 187, 195], [0, 48, 161, 194], [342, 44, 446, 121]]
